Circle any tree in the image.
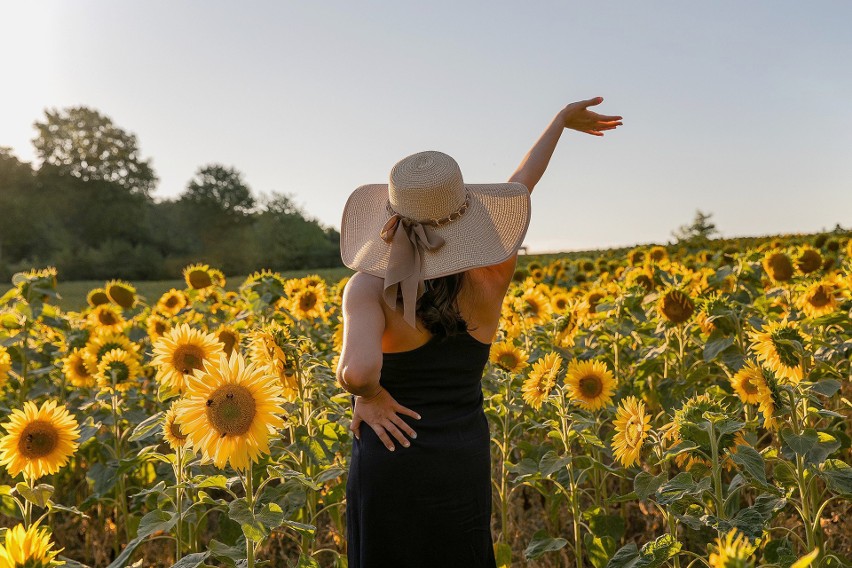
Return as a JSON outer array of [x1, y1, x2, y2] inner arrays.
[[32, 106, 158, 197], [672, 210, 719, 244], [180, 164, 256, 222], [250, 192, 342, 270]]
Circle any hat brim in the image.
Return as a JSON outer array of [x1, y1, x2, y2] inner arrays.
[[340, 182, 531, 279]]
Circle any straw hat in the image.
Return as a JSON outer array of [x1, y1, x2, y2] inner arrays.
[[340, 150, 531, 327]]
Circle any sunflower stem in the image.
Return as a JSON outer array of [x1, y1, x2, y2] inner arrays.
[[707, 420, 725, 524], [245, 461, 255, 568], [557, 393, 583, 568], [175, 445, 184, 562], [23, 477, 33, 529], [109, 372, 131, 547]]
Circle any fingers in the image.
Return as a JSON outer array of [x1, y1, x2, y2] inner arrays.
[[394, 403, 422, 421], [582, 96, 604, 107], [349, 414, 362, 440], [389, 413, 417, 441], [369, 423, 397, 451], [382, 419, 412, 449]]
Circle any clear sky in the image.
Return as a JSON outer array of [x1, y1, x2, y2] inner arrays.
[[2, 1, 850, 252]]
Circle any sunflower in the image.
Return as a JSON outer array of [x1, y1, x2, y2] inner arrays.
[[152, 323, 224, 396], [796, 247, 822, 274], [105, 279, 137, 309], [611, 396, 651, 467], [183, 263, 217, 290], [665, 394, 747, 472], [763, 251, 794, 283], [290, 283, 327, 320], [96, 348, 143, 392], [564, 359, 616, 411], [157, 288, 188, 316], [332, 323, 344, 353], [624, 267, 655, 292], [627, 248, 645, 266], [86, 287, 110, 308], [797, 280, 840, 318], [583, 288, 608, 314], [146, 313, 171, 341], [649, 246, 668, 263], [87, 304, 126, 333], [163, 399, 190, 451], [658, 287, 695, 325], [0, 346, 11, 387], [241, 267, 283, 299], [748, 319, 806, 384], [179, 351, 286, 470], [0, 400, 80, 480], [61, 348, 98, 388], [522, 352, 562, 410], [553, 310, 580, 348], [489, 341, 529, 374], [550, 291, 571, 314], [84, 330, 139, 363], [729, 361, 766, 405], [499, 304, 523, 339], [248, 323, 299, 401], [516, 287, 551, 325], [707, 528, 756, 568], [0, 522, 63, 568], [13, 267, 57, 303], [216, 325, 242, 357]]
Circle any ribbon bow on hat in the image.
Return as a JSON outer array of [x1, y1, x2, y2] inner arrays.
[[379, 213, 446, 328]]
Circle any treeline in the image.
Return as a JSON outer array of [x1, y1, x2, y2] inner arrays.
[[0, 106, 341, 281]]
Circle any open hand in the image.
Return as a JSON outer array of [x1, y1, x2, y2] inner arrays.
[[350, 386, 421, 451], [560, 97, 623, 136]]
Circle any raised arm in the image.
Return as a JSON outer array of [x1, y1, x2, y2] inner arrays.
[[479, 97, 623, 285], [509, 96, 623, 194]]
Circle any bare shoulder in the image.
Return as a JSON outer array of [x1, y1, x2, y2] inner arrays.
[[466, 252, 518, 298], [342, 271, 384, 303]]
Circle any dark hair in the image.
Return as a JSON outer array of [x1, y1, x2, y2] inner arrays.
[[404, 272, 470, 337]]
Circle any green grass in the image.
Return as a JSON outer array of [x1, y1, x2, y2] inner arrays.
[[54, 267, 354, 311]]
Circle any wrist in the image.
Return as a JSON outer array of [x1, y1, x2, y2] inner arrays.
[[357, 384, 384, 402]]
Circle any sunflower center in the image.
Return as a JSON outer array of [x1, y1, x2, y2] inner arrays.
[[74, 358, 90, 377], [173, 345, 206, 374], [741, 376, 759, 395], [498, 353, 519, 369], [169, 420, 187, 441], [555, 298, 567, 310], [99, 310, 119, 326], [299, 291, 318, 311], [661, 291, 694, 323], [766, 254, 793, 281], [206, 384, 256, 436], [578, 375, 603, 398], [104, 361, 129, 383], [154, 321, 168, 335], [808, 287, 830, 307], [164, 295, 180, 309], [109, 287, 135, 309], [188, 270, 213, 289], [18, 420, 59, 459], [218, 331, 238, 355]]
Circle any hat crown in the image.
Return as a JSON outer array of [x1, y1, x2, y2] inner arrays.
[[388, 151, 466, 221]]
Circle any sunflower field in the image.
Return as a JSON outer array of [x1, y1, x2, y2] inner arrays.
[[0, 234, 850, 568]]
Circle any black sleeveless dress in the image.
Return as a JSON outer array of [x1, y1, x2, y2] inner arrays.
[[346, 330, 497, 568]]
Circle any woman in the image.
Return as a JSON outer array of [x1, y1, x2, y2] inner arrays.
[[337, 97, 623, 567]]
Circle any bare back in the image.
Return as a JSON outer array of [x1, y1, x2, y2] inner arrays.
[[377, 260, 516, 352]]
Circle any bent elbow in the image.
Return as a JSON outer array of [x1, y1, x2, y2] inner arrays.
[[337, 360, 381, 394]]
